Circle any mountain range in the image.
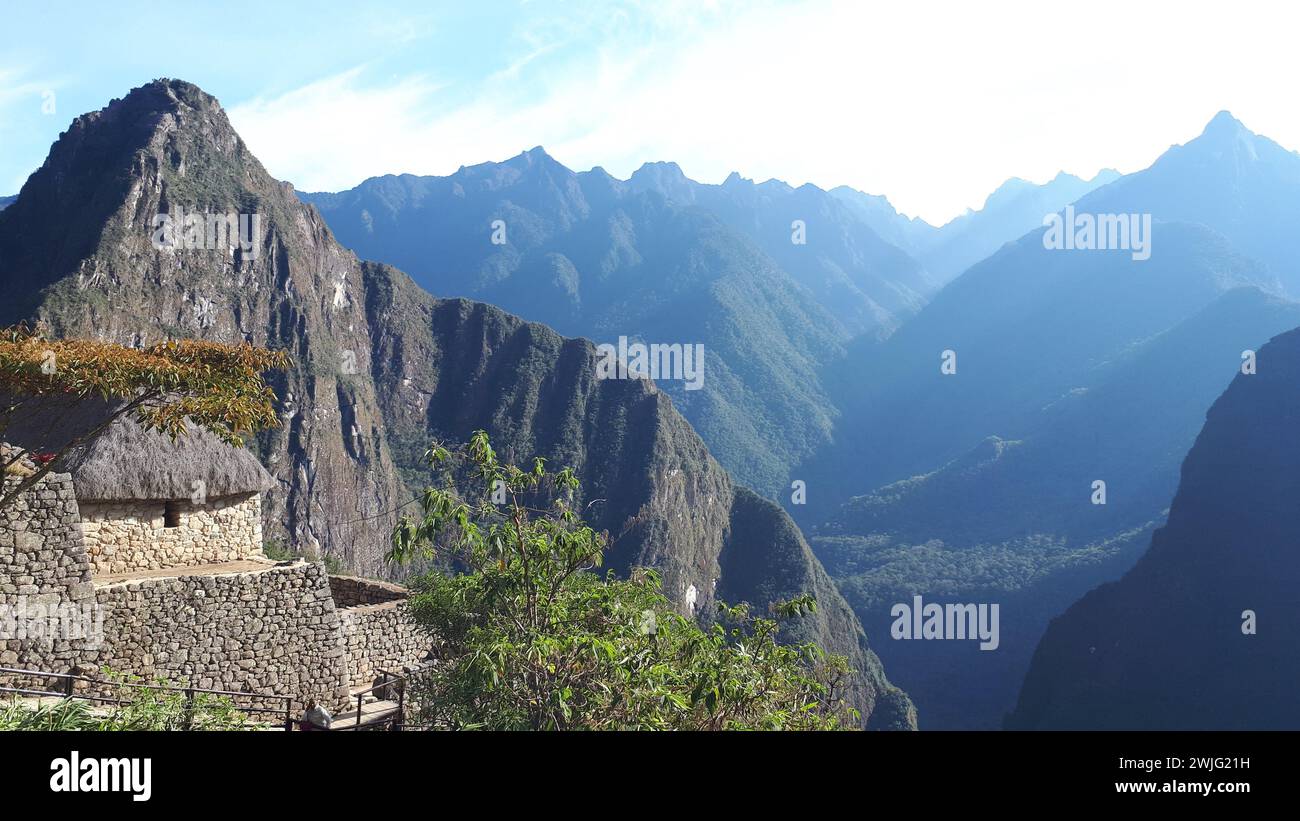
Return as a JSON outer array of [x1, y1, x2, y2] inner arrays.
[[300, 152, 943, 499], [831, 168, 1120, 285], [297, 107, 1300, 729], [0, 79, 914, 728], [803, 111, 1300, 727], [7, 77, 1296, 732]]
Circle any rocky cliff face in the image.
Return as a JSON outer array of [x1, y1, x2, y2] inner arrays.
[[0, 79, 912, 726], [1007, 325, 1300, 729]]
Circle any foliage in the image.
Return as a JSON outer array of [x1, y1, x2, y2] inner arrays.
[[388, 431, 858, 730], [0, 324, 290, 510], [262, 538, 295, 561], [262, 538, 345, 574], [0, 669, 254, 731]]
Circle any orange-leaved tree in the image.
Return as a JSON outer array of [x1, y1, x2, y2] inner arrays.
[[0, 324, 290, 511]]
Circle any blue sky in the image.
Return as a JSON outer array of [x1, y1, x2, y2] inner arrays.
[[3, 0, 1299, 224]]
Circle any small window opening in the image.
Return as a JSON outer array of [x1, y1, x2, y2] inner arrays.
[[164, 501, 182, 529]]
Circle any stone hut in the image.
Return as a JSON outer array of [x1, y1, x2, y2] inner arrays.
[[4, 401, 274, 576]]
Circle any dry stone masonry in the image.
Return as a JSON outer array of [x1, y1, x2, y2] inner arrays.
[[92, 562, 351, 703], [332, 576, 430, 688], [0, 471, 97, 673], [1, 468, 433, 711], [79, 493, 264, 575]]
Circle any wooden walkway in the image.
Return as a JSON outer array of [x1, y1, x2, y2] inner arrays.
[[328, 697, 402, 730]]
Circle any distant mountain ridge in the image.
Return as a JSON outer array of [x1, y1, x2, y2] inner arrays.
[[298, 147, 1131, 501], [0, 196, 14, 211], [300, 150, 932, 497], [1077, 110, 1300, 293], [831, 169, 1121, 285], [622, 162, 935, 336], [0, 79, 914, 727], [826, 187, 937, 258]]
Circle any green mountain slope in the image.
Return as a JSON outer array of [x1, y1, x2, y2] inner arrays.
[[302, 153, 934, 496]]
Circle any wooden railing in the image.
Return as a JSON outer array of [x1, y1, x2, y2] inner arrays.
[[331, 668, 406, 731], [0, 666, 295, 730]]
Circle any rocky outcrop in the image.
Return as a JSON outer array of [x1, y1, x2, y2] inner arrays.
[[362, 269, 911, 723], [720, 488, 916, 730]]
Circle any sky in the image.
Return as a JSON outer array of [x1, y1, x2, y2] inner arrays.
[[2, 0, 1299, 225]]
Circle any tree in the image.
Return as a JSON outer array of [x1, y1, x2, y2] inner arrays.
[[388, 431, 859, 730], [0, 324, 290, 511]]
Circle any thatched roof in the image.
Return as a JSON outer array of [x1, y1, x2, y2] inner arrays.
[[1, 396, 275, 502]]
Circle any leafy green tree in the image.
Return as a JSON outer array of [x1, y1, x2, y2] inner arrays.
[[389, 431, 859, 730]]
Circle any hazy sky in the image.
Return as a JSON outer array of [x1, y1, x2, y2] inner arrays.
[[3, 0, 1298, 224]]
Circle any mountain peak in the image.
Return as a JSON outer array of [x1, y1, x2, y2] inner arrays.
[[722, 171, 751, 188], [1170, 109, 1270, 164], [1049, 170, 1084, 184], [626, 160, 696, 202], [1202, 109, 1248, 137], [498, 146, 575, 180], [629, 160, 687, 183], [95, 78, 228, 124], [1189, 110, 1263, 153], [513, 145, 559, 165]]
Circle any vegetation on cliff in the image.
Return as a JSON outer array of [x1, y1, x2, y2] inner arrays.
[[389, 433, 859, 730]]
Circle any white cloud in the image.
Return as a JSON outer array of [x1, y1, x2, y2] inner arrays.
[[226, 0, 1300, 223]]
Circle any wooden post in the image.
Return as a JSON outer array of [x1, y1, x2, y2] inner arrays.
[[394, 677, 405, 732], [183, 686, 195, 730]]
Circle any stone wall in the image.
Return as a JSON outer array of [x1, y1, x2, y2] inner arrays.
[[0, 472, 99, 677], [90, 561, 351, 709], [331, 575, 431, 689], [2, 469, 428, 711], [337, 600, 431, 689], [329, 574, 408, 607], [79, 493, 264, 576]]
